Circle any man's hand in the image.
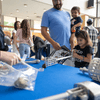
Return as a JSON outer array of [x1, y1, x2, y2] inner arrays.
[[71, 26, 76, 32], [0, 51, 21, 65], [52, 42, 61, 50], [41, 27, 61, 50]]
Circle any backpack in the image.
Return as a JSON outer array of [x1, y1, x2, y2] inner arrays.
[[33, 36, 46, 52], [0, 26, 8, 51]]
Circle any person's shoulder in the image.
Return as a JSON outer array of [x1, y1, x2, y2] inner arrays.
[[77, 16, 81, 18], [12, 30, 17, 33], [76, 16, 83, 22], [16, 28, 22, 34], [85, 25, 92, 30], [76, 16, 82, 20], [35, 37, 44, 42], [43, 8, 54, 17], [63, 10, 70, 15], [85, 45, 92, 49], [36, 36, 42, 41], [93, 27, 98, 32], [44, 8, 54, 14], [85, 45, 93, 54], [89, 26, 98, 32]]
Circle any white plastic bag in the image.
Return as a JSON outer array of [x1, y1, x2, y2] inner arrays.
[[0, 61, 38, 91]]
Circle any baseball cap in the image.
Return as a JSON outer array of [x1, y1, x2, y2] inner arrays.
[[87, 18, 93, 23]]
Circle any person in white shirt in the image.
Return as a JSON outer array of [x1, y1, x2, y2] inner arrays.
[[12, 21, 21, 55]]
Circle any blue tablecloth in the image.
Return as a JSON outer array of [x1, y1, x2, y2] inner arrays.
[[0, 58, 93, 100]]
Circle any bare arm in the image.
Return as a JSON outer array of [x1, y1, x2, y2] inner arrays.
[[13, 33, 19, 50], [13, 32, 19, 43], [73, 51, 92, 63], [30, 31, 33, 46], [71, 22, 82, 32], [41, 27, 61, 50], [70, 33, 75, 51]]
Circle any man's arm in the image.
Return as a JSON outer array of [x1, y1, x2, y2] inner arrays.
[[41, 27, 61, 50]]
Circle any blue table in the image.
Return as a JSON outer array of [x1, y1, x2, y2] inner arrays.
[[0, 58, 93, 100]]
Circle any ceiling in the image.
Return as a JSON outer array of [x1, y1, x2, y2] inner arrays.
[[1, 0, 100, 21], [1, 0, 53, 21]]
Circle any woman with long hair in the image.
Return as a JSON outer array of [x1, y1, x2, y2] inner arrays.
[[14, 19, 32, 58], [12, 21, 20, 54]]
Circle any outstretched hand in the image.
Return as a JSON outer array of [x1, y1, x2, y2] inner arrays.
[[52, 41, 61, 50], [0, 51, 21, 65]]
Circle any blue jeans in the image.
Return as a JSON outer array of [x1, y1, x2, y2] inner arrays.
[[92, 48, 94, 59], [19, 43, 30, 58], [35, 48, 43, 60]]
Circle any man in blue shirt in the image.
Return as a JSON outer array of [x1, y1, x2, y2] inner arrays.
[[41, 0, 71, 52]]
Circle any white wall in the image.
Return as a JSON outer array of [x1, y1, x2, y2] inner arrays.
[[37, 0, 97, 17], [98, 3, 100, 17], [63, 0, 96, 17], [0, 0, 2, 24]]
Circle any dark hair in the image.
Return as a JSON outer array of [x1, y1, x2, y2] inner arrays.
[[87, 21, 92, 25], [71, 6, 80, 13], [14, 21, 20, 30], [21, 19, 30, 39], [76, 30, 93, 47]]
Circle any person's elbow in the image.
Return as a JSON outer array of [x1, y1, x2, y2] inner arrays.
[[88, 59, 91, 63], [41, 28, 44, 35], [41, 27, 47, 35]]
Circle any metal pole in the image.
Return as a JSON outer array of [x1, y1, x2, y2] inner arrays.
[[96, 0, 98, 17]]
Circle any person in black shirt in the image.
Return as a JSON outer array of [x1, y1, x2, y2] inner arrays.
[[73, 30, 93, 68], [33, 35, 46, 60]]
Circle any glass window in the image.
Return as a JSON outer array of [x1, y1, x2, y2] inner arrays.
[[34, 20, 41, 33], [4, 16, 15, 32]]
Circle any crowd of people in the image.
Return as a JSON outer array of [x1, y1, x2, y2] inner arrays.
[[0, 0, 100, 68]]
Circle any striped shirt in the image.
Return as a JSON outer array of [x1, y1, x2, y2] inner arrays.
[[83, 25, 98, 54]]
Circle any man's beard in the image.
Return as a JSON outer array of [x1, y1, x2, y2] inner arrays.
[[54, 4, 62, 10]]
